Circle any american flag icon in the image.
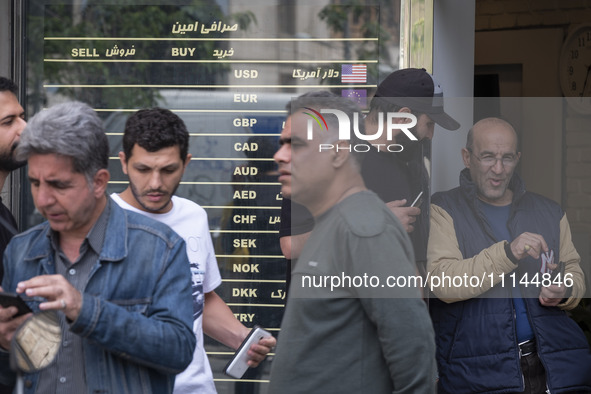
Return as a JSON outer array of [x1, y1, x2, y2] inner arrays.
[[341, 64, 367, 83]]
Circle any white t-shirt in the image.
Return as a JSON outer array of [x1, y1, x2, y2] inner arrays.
[[111, 194, 222, 394]]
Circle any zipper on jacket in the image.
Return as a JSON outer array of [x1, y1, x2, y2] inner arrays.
[[512, 302, 526, 393], [518, 284, 553, 394]]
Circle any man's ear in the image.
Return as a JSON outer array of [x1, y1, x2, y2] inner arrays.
[[93, 169, 110, 198], [461, 148, 471, 168], [391, 107, 412, 124], [183, 153, 192, 171], [332, 141, 351, 168], [118, 151, 128, 175]]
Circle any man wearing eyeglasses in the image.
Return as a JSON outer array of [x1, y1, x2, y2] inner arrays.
[[427, 117, 591, 393]]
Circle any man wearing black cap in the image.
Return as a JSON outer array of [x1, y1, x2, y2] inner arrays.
[[361, 67, 460, 269]]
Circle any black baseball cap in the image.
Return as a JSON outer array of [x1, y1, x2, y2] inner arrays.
[[373, 68, 460, 131]]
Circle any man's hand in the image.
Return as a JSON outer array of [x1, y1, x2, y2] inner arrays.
[[0, 286, 31, 350], [16, 275, 83, 321], [386, 199, 421, 233], [246, 336, 276, 368], [539, 284, 566, 307], [509, 232, 549, 260]]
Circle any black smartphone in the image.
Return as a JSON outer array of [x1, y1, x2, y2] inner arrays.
[[0, 292, 33, 317]]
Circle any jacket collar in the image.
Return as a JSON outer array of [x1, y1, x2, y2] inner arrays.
[[24, 198, 128, 263]]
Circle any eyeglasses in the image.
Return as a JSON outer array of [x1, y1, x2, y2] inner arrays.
[[468, 149, 519, 168]]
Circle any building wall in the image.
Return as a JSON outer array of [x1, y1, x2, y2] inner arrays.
[[476, 0, 591, 31], [431, 0, 475, 194]]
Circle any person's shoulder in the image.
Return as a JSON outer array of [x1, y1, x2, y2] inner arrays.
[[171, 195, 204, 210], [11, 221, 49, 242], [109, 192, 128, 208], [0, 201, 14, 218], [5, 222, 50, 256], [337, 191, 392, 237], [171, 195, 207, 217], [115, 202, 182, 242], [519, 191, 562, 214], [431, 186, 461, 205], [521, 190, 558, 204], [120, 205, 170, 228]]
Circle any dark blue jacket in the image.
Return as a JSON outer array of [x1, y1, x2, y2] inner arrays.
[[429, 169, 591, 393]]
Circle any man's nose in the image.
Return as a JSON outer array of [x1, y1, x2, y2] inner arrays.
[[35, 184, 56, 208], [491, 158, 504, 173], [148, 171, 163, 189], [15, 117, 27, 136], [274, 145, 290, 164]]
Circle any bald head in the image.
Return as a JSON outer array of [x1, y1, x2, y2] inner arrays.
[[466, 117, 518, 152]]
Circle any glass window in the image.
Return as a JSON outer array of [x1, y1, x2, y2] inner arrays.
[[21, 1, 417, 391]]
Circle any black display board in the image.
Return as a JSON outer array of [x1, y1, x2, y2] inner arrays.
[[23, 1, 400, 391]]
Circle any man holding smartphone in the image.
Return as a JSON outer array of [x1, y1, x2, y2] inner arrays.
[[0, 102, 196, 393], [362, 68, 460, 270], [112, 107, 275, 393], [278, 72, 460, 283]]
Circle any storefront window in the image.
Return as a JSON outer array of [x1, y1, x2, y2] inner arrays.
[[20, 1, 425, 391]]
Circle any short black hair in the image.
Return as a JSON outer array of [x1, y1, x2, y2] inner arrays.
[[123, 107, 189, 162], [0, 77, 18, 95]]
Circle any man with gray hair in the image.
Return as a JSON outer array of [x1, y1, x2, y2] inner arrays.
[[0, 101, 195, 393], [269, 93, 436, 393]]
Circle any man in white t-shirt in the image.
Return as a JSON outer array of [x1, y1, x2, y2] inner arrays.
[[112, 107, 276, 393]]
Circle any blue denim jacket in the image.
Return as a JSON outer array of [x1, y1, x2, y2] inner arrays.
[[0, 199, 196, 394]]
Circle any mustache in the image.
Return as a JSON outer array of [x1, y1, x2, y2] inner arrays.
[[142, 189, 168, 195]]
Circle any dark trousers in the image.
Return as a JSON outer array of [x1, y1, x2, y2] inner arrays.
[[519, 352, 546, 394], [516, 352, 591, 394]]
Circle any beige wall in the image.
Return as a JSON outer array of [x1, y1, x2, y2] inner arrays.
[[476, 0, 591, 30], [475, 29, 563, 202]]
